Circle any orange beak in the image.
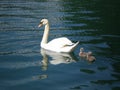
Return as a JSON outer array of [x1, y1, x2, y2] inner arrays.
[[38, 22, 43, 27]]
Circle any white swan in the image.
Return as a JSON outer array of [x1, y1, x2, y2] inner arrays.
[[38, 19, 79, 53]]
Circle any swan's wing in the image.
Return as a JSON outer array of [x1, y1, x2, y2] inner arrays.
[[45, 37, 79, 52], [47, 37, 73, 48]]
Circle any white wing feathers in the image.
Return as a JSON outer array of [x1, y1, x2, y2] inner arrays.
[[47, 37, 74, 48]]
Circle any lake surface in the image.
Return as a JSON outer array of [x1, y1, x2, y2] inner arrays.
[[0, 0, 120, 90]]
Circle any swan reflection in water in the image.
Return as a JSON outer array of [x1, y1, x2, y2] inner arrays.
[[40, 48, 78, 70]]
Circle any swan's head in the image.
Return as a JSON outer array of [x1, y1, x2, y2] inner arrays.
[[38, 19, 48, 27]]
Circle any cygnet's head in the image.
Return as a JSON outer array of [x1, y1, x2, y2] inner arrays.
[[87, 51, 92, 55], [80, 48, 84, 52], [38, 19, 48, 27]]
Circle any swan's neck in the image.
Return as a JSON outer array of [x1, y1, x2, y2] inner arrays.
[[87, 54, 89, 58], [80, 50, 83, 54], [41, 23, 50, 44]]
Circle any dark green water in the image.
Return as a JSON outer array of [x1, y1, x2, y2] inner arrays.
[[0, 0, 120, 90]]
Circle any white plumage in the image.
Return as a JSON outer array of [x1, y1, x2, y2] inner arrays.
[[38, 19, 79, 53]]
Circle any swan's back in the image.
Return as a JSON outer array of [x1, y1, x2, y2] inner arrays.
[[47, 37, 73, 48], [42, 37, 79, 53]]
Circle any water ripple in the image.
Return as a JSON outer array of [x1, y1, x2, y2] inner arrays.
[[0, 0, 119, 90]]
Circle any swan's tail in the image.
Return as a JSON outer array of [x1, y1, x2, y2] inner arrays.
[[60, 41, 79, 53], [69, 41, 79, 52]]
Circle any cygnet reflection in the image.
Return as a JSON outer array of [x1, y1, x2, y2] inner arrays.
[[40, 48, 77, 66]]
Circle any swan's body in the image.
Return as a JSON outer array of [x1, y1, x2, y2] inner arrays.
[[38, 19, 79, 53]]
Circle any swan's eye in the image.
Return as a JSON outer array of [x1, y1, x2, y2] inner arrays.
[[38, 21, 44, 27], [40, 22, 43, 24]]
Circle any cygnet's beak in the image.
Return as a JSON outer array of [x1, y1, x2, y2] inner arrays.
[[38, 22, 43, 27]]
